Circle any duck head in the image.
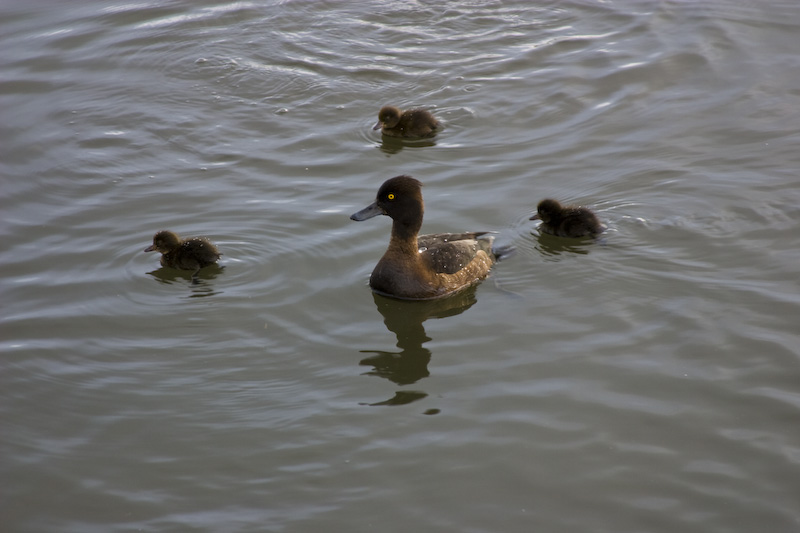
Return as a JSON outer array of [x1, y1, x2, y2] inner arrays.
[[373, 105, 402, 130], [530, 198, 563, 224], [350, 175, 425, 236], [144, 230, 181, 253]]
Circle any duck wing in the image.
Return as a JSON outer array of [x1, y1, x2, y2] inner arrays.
[[417, 232, 491, 250], [177, 238, 221, 268], [399, 109, 440, 137], [558, 210, 604, 238], [419, 233, 495, 275]]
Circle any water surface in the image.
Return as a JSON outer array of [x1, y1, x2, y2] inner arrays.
[[2, 1, 800, 532]]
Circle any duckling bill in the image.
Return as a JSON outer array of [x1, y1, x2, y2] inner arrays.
[[144, 230, 221, 277], [530, 198, 604, 238], [373, 105, 440, 138], [350, 175, 498, 300]]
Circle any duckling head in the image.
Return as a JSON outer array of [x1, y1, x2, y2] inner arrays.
[[144, 230, 181, 254], [373, 105, 402, 130], [530, 198, 563, 224]]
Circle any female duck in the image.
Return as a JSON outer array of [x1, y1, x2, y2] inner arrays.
[[530, 199, 604, 238], [350, 175, 498, 300], [373, 105, 440, 138], [144, 230, 221, 276]]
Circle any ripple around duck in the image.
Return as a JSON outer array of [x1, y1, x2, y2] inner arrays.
[[490, 202, 624, 292], [5, 1, 800, 531]]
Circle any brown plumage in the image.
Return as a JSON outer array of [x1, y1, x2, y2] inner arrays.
[[144, 230, 221, 276], [530, 199, 604, 238], [372, 105, 440, 138], [350, 175, 498, 300]]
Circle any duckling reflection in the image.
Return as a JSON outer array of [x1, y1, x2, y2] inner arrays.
[[534, 232, 593, 258], [359, 288, 478, 405], [147, 264, 224, 295], [378, 135, 438, 155]]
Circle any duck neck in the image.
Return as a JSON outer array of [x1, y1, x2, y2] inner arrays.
[[388, 217, 423, 256]]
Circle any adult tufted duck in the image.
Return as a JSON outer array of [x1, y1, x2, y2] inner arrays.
[[530, 199, 604, 238], [350, 175, 498, 300], [144, 230, 221, 276], [372, 105, 440, 138]]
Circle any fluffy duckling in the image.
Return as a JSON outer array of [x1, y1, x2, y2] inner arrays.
[[144, 230, 221, 276], [373, 105, 440, 138], [530, 199, 604, 238]]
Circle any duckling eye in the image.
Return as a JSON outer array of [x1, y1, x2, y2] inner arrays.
[[387, 193, 395, 200]]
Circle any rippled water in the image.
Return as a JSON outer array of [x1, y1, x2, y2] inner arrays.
[[3, 1, 800, 531]]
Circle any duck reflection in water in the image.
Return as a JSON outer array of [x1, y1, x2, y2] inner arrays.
[[377, 135, 438, 156], [146, 263, 224, 298], [534, 232, 594, 258], [359, 287, 478, 407]]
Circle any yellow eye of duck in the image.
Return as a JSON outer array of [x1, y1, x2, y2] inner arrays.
[[387, 193, 395, 200]]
